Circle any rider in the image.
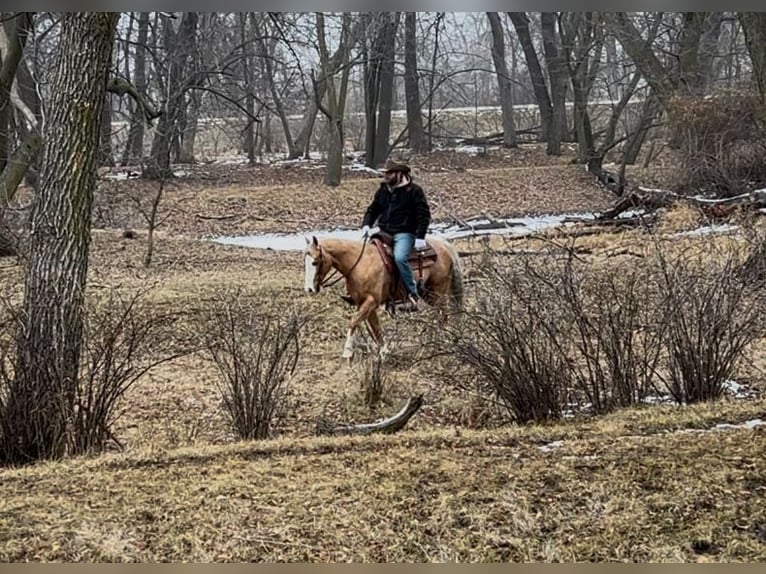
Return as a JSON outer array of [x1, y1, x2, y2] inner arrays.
[[360, 159, 432, 310]]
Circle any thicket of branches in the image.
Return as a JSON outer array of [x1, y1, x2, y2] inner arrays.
[[431, 239, 765, 424]]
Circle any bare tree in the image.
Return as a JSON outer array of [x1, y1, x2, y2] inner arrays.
[[403, 12, 426, 153], [741, 12, 766, 102], [508, 12, 553, 142], [144, 12, 198, 179], [314, 12, 353, 187], [3, 12, 118, 463], [560, 12, 603, 164], [362, 13, 400, 167], [486, 12, 517, 148], [540, 12, 567, 155], [121, 12, 150, 166]]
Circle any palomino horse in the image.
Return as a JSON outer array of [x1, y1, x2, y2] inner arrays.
[[303, 234, 464, 359]]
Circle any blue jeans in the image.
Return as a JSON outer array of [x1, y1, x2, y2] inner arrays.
[[392, 232, 418, 297]]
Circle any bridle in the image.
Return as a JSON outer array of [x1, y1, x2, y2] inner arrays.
[[317, 236, 369, 289]]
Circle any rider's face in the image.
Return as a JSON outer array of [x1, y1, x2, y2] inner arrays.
[[383, 170, 400, 185]]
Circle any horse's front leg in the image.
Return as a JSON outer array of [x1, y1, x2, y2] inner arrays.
[[341, 296, 377, 360]]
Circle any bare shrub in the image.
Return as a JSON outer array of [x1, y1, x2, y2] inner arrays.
[[73, 290, 189, 454], [667, 91, 766, 196], [199, 292, 307, 440], [653, 243, 764, 403], [557, 260, 663, 412], [0, 289, 188, 462], [435, 253, 571, 424]]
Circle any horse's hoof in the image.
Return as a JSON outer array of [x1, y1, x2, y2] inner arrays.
[[341, 349, 354, 360]]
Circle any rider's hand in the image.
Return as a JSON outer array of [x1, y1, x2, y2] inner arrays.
[[415, 238, 427, 250], [361, 225, 370, 239]]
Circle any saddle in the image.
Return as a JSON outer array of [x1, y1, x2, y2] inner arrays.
[[369, 231, 438, 305]]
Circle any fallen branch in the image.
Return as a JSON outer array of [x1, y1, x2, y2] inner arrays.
[[195, 212, 242, 221], [315, 395, 424, 436], [457, 126, 542, 146], [599, 187, 766, 220]]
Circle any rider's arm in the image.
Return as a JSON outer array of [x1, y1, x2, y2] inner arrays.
[[413, 187, 431, 239]]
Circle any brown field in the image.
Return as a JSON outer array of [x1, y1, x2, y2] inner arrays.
[[1, 143, 765, 562]]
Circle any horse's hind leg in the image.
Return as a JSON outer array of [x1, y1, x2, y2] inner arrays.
[[365, 309, 391, 358]]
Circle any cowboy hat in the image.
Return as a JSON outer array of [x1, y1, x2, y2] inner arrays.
[[382, 159, 411, 174]]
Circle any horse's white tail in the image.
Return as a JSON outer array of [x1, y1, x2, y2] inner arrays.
[[442, 240, 464, 311]]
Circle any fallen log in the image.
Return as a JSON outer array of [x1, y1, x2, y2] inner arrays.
[[315, 395, 424, 436], [599, 187, 766, 220], [457, 126, 542, 146]]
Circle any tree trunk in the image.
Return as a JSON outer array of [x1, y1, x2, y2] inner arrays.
[[507, 12, 553, 140], [144, 12, 197, 180], [0, 12, 34, 181], [741, 12, 766, 102], [698, 12, 723, 95], [608, 13, 677, 106], [487, 12, 517, 148], [98, 92, 114, 166], [15, 46, 41, 187], [623, 90, 662, 165], [4, 12, 118, 464], [540, 12, 567, 156], [561, 13, 603, 164], [0, 130, 41, 206], [0, 12, 33, 114], [373, 13, 399, 166], [363, 14, 381, 167], [177, 92, 198, 163], [403, 12, 426, 153], [0, 102, 6, 176], [292, 79, 322, 159], [679, 12, 708, 96], [121, 11, 149, 166], [239, 13, 255, 164], [315, 12, 352, 187], [253, 14, 297, 159], [427, 13, 443, 151]]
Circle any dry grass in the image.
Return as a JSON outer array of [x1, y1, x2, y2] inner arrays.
[[1, 145, 766, 561], [0, 401, 765, 561]]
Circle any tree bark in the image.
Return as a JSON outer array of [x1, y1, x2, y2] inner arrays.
[[697, 13, 723, 95], [4, 12, 118, 463], [372, 13, 399, 167], [144, 12, 197, 180], [176, 91, 198, 163], [0, 12, 33, 178], [0, 130, 41, 207], [507, 12, 552, 141], [98, 92, 114, 166], [253, 14, 297, 158], [487, 12, 517, 148], [561, 13, 603, 164], [540, 12, 567, 156], [121, 11, 149, 166], [608, 13, 678, 106], [315, 12, 352, 187], [741, 12, 766, 103], [239, 12, 256, 164], [403, 12, 426, 153]]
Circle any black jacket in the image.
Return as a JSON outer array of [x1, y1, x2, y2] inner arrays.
[[362, 181, 431, 239]]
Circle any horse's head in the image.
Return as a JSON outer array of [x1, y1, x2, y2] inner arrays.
[[303, 236, 333, 294]]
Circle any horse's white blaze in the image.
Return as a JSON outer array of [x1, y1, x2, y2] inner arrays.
[[304, 253, 316, 292]]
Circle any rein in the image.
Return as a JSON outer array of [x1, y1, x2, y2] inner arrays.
[[320, 238, 368, 288]]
